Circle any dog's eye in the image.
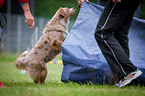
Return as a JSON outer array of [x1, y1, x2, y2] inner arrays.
[[59, 15, 64, 18]]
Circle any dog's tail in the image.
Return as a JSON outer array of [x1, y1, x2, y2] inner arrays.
[[14, 51, 28, 69]]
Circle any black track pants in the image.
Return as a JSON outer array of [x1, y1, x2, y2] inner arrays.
[[94, 0, 141, 78]]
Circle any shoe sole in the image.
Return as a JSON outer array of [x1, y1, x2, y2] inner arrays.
[[119, 70, 142, 88]]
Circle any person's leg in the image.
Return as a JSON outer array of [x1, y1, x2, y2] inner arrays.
[[95, 0, 126, 82], [94, 0, 140, 79], [114, 0, 141, 58], [113, 0, 142, 87]]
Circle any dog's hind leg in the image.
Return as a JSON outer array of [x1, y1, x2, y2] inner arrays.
[[35, 68, 47, 84], [14, 51, 28, 69], [40, 69, 47, 84]]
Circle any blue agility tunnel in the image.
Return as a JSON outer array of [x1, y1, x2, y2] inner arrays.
[[61, 1, 145, 85]]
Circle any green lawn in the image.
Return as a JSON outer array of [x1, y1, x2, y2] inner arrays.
[[0, 54, 145, 96]]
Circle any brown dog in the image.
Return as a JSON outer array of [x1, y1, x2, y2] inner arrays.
[[14, 7, 76, 84]]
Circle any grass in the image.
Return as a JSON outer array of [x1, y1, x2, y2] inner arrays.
[[0, 54, 145, 96]]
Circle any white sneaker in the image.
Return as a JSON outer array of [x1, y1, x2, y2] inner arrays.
[[115, 69, 142, 88]]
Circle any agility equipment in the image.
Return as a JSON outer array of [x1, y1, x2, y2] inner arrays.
[[61, 1, 145, 85]]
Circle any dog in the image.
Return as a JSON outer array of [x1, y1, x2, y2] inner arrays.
[[14, 7, 76, 84]]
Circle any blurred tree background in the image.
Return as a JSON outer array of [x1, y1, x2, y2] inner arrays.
[[34, 0, 88, 20], [35, 0, 145, 20], [141, 0, 145, 19]]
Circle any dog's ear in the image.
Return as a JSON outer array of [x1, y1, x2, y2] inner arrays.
[[59, 8, 65, 18], [51, 39, 63, 51]]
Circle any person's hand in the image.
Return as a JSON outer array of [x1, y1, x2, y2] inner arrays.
[[77, 0, 89, 8], [112, 0, 121, 2], [85, 0, 89, 2], [24, 11, 34, 29], [22, 3, 35, 30]]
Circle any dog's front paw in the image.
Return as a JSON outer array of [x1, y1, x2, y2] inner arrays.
[[21, 51, 29, 57], [23, 51, 29, 54], [51, 39, 62, 51]]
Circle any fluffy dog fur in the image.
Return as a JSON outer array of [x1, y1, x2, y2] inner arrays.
[[14, 7, 75, 84]]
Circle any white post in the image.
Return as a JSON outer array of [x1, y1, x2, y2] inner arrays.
[[98, 0, 100, 4], [27, 27, 38, 51], [17, 16, 22, 53], [39, 18, 44, 36], [35, 26, 38, 43]]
